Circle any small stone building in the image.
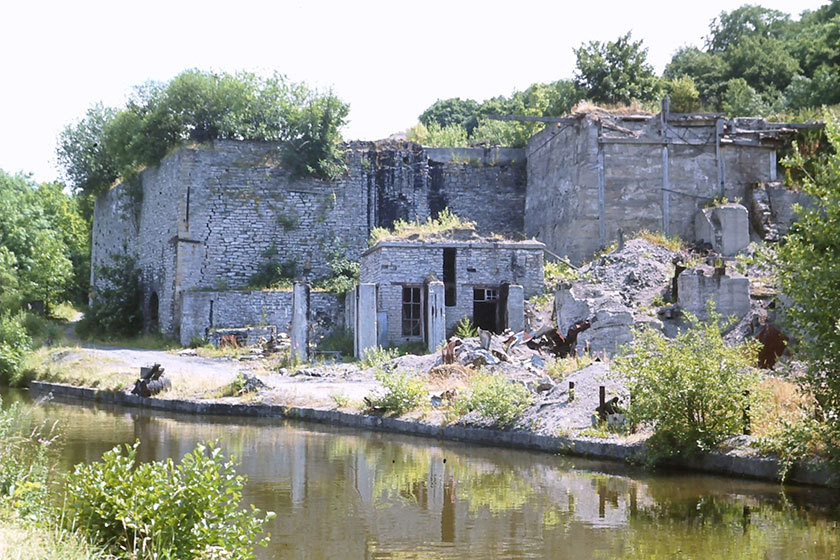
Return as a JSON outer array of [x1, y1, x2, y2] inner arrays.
[[359, 234, 544, 349]]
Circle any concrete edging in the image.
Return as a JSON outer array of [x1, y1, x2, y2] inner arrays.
[[28, 380, 835, 487]]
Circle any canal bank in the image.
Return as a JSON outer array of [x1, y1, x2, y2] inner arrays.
[[29, 380, 836, 488]]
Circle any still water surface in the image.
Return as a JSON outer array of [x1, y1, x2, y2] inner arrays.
[[4, 388, 840, 559]]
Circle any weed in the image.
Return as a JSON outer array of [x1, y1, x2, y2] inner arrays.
[[454, 316, 478, 339], [330, 392, 350, 408], [651, 293, 666, 307], [546, 355, 593, 380], [365, 369, 427, 415], [361, 346, 402, 369], [635, 229, 685, 251], [451, 371, 533, 427], [369, 208, 475, 246]]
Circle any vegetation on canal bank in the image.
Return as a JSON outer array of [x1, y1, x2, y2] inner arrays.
[[0, 397, 273, 559]]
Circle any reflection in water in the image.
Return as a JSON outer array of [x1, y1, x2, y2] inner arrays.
[[4, 389, 840, 560]]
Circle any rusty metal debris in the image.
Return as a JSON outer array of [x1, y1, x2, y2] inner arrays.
[[131, 363, 171, 397]]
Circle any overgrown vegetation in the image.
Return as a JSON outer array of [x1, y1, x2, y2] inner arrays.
[[369, 208, 476, 246], [57, 69, 350, 203], [248, 244, 297, 289], [77, 253, 143, 339], [614, 306, 760, 462], [62, 440, 274, 559], [313, 245, 359, 294], [361, 346, 402, 369], [776, 109, 840, 471], [366, 369, 427, 415], [454, 316, 479, 339], [452, 370, 533, 427]]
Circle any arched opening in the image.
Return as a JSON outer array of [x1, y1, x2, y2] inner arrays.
[[148, 292, 160, 333]]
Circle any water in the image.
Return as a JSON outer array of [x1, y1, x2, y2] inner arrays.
[[3, 387, 839, 559]]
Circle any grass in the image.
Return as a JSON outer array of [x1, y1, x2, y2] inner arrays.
[[80, 332, 179, 351], [545, 355, 593, 380], [751, 376, 814, 438], [0, 520, 111, 560], [634, 229, 685, 252], [368, 208, 476, 246], [22, 347, 135, 391]]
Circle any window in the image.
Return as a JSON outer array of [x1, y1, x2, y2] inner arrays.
[[473, 288, 498, 302], [443, 248, 456, 306], [402, 286, 422, 336]]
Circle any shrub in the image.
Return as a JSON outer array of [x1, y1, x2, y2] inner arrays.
[[453, 371, 533, 427], [454, 316, 478, 339], [361, 345, 402, 369], [79, 253, 142, 339], [64, 441, 273, 559], [0, 311, 32, 385], [248, 258, 297, 290], [366, 369, 427, 415], [614, 305, 760, 461]]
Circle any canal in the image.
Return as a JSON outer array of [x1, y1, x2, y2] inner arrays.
[[3, 388, 839, 559]]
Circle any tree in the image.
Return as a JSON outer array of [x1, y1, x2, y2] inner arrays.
[[57, 70, 351, 198], [777, 112, 840, 448], [721, 78, 768, 117], [705, 5, 791, 53], [663, 47, 728, 108], [666, 75, 700, 113], [573, 32, 661, 105], [419, 98, 481, 134]]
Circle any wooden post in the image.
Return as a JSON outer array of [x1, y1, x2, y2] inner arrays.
[[568, 381, 575, 402], [743, 389, 751, 435], [599, 385, 606, 421]]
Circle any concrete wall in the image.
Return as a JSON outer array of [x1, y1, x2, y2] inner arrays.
[[92, 140, 526, 338], [525, 114, 777, 264], [361, 241, 544, 346]]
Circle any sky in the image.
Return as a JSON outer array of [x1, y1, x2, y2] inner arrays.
[[0, 0, 829, 184]]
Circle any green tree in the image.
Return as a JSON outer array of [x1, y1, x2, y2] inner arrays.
[[777, 112, 840, 456], [721, 78, 768, 117], [0, 171, 82, 310], [705, 5, 791, 53], [58, 70, 350, 198], [615, 307, 760, 461], [666, 75, 700, 112], [419, 98, 482, 134], [663, 47, 728, 108], [573, 32, 661, 105]]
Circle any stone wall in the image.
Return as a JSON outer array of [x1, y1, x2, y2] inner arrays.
[[525, 114, 777, 264], [92, 140, 526, 338], [179, 289, 343, 347], [361, 240, 543, 345]]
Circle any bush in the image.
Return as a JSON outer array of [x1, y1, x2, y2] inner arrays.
[[64, 441, 273, 559], [453, 371, 533, 427], [454, 316, 478, 339], [614, 306, 760, 461], [361, 346, 402, 369], [79, 253, 142, 339], [366, 369, 426, 415], [0, 312, 32, 385]]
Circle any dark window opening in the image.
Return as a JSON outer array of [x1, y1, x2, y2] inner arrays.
[[402, 286, 422, 336], [149, 292, 160, 333], [443, 248, 456, 307], [472, 287, 500, 333]]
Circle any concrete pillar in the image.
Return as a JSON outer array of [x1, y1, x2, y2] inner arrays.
[[291, 283, 310, 363], [506, 284, 525, 333], [354, 283, 378, 359], [425, 280, 445, 353], [377, 312, 388, 348]]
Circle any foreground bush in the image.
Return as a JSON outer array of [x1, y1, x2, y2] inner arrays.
[[366, 369, 427, 416], [454, 371, 533, 427], [64, 441, 273, 559], [0, 311, 32, 385], [615, 307, 760, 461]]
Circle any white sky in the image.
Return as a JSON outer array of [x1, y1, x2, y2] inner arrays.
[[0, 0, 828, 183]]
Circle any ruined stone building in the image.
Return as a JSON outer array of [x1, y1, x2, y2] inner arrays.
[[91, 103, 805, 346], [359, 234, 544, 348]]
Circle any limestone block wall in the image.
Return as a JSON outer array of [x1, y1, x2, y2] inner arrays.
[[92, 140, 525, 339], [179, 289, 342, 347], [361, 241, 543, 345]]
